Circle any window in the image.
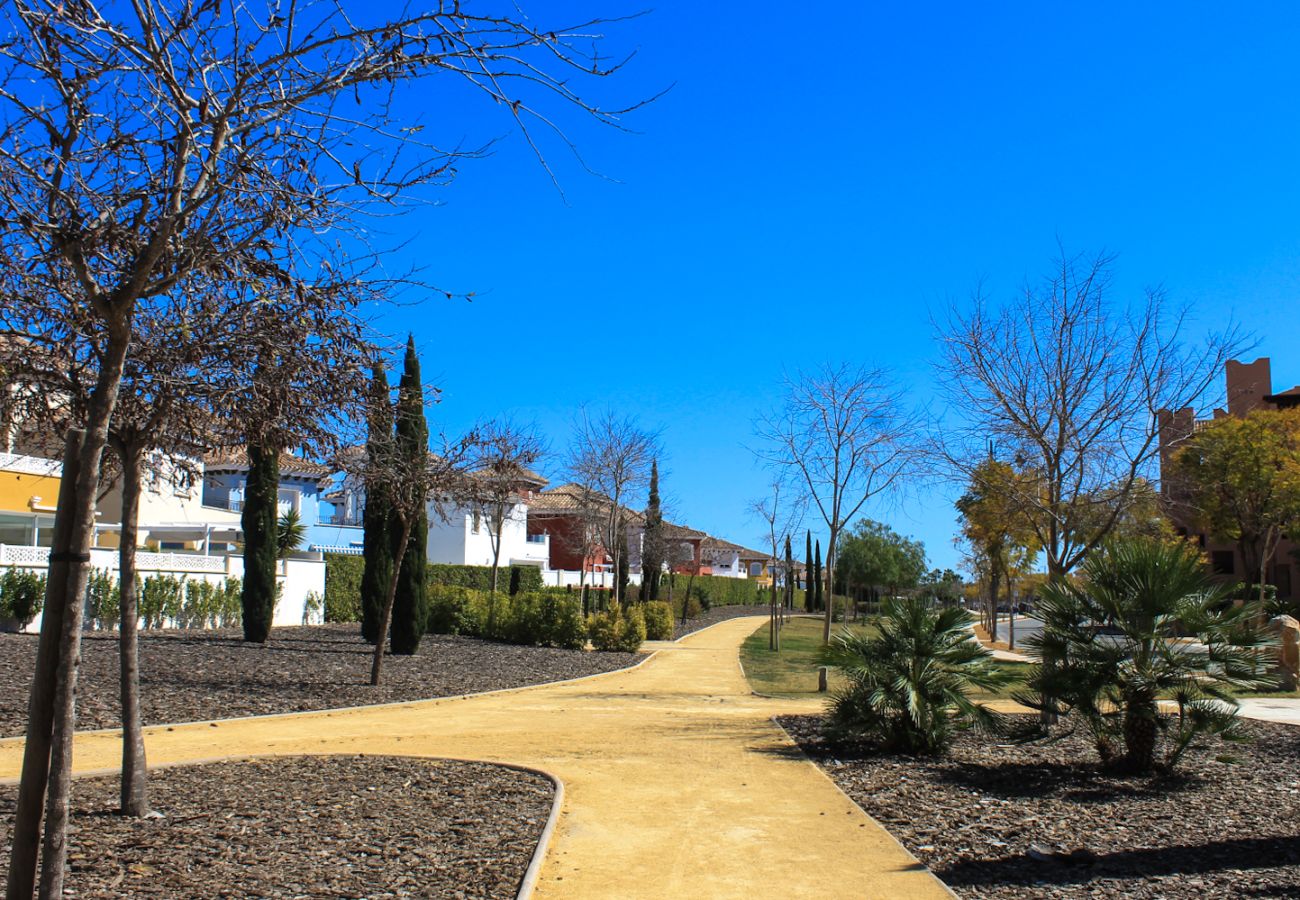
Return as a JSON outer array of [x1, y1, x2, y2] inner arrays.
[[1211, 551, 1235, 576]]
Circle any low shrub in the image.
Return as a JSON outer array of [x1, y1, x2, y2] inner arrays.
[[641, 601, 674, 640], [139, 574, 185, 629], [426, 584, 486, 636], [0, 568, 46, 627], [673, 594, 703, 622], [86, 568, 119, 630], [324, 555, 546, 623], [426, 587, 586, 650], [587, 607, 645, 652]]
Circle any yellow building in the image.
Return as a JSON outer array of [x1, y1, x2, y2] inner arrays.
[[0, 453, 60, 547]]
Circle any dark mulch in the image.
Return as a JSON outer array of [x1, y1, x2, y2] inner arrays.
[[0, 625, 640, 737], [673, 604, 773, 639], [0, 755, 551, 898], [779, 714, 1300, 899]]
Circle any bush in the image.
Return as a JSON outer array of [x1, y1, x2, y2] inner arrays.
[[323, 553, 364, 623], [0, 568, 46, 627], [426, 587, 586, 650], [139, 574, 185, 629], [641, 601, 674, 640], [426, 584, 485, 635], [323, 555, 546, 624], [673, 594, 703, 621], [87, 568, 119, 630], [587, 607, 645, 652], [825, 596, 1010, 755]]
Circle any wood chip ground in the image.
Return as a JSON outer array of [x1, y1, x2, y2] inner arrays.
[[780, 714, 1300, 899]]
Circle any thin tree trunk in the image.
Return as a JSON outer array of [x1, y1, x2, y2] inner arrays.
[[41, 328, 130, 900], [989, 570, 1000, 643], [822, 531, 837, 644], [489, 528, 502, 633], [371, 520, 413, 686], [5, 429, 83, 900], [115, 442, 148, 817]]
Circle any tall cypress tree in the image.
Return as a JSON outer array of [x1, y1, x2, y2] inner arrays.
[[241, 443, 280, 642], [641, 459, 664, 601], [805, 530, 814, 611], [390, 337, 429, 655], [360, 364, 393, 644], [814, 539, 824, 614]]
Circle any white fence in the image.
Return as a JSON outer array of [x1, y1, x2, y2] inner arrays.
[[0, 544, 325, 633]]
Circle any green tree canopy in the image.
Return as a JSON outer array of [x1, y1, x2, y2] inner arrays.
[[1173, 408, 1300, 593]]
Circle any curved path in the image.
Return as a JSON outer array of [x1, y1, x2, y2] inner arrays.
[[0, 616, 950, 899]]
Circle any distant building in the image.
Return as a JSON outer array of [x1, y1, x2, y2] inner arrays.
[[1157, 357, 1298, 599]]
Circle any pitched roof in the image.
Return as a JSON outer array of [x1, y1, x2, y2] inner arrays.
[[203, 448, 335, 479]]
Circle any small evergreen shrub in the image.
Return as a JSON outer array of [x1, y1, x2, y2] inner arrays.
[[673, 594, 703, 621], [0, 568, 46, 627], [587, 607, 645, 652], [139, 574, 185, 629], [641, 601, 674, 640], [323, 553, 364, 623], [87, 568, 119, 630]]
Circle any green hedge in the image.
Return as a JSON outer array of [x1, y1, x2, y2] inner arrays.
[[645, 573, 769, 608], [425, 585, 586, 650], [323, 555, 544, 624]]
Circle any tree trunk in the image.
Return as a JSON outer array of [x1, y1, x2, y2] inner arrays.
[[989, 569, 1001, 643], [115, 443, 148, 817], [5, 429, 83, 900], [822, 531, 837, 644], [1122, 696, 1159, 773], [241, 442, 281, 643], [488, 527, 503, 635], [40, 325, 131, 900], [371, 520, 414, 686]]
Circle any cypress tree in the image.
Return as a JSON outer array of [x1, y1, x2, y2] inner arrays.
[[360, 364, 393, 644], [390, 337, 429, 655], [805, 530, 814, 611], [241, 443, 280, 642], [508, 566, 522, 596], [616, 518, 631, 605], [642, 459, 664, 601], [814, 539, 824, 614]]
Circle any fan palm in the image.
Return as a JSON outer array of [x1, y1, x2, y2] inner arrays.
[[824, 596, 1012, 754], [1020, 536, 1272, 774], [276, 508, 307, 558]]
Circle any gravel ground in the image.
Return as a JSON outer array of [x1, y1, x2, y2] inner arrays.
[[0, 755, 551, 898], [673, 604, 774, 639], [780, 714, 1300, 899], [0, 625, 640, 737]]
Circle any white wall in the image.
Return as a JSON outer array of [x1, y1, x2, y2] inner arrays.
[[426, 499, 549, 569], [0, 544, 324, 633]]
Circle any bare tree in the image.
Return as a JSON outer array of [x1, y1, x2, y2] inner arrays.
[[934, 250, 1244, 581], [759, 365, 919, 644], [0, 2, 651, 892], [461, 419, 546, 625], [568, 410, 659, 607], [751, 479, 805, 651]]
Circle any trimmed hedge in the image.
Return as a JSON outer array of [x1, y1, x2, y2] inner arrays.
[[323, 555, 544, 624], [426, 585, 586, 650]]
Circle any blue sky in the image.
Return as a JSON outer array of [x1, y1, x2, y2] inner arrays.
[[366, 2, 1300, 572]]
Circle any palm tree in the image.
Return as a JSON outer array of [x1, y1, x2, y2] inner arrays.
[[276, 508, 307, 559], [1021, 536, 1271, 774], [824, 596, 1011, 754]]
